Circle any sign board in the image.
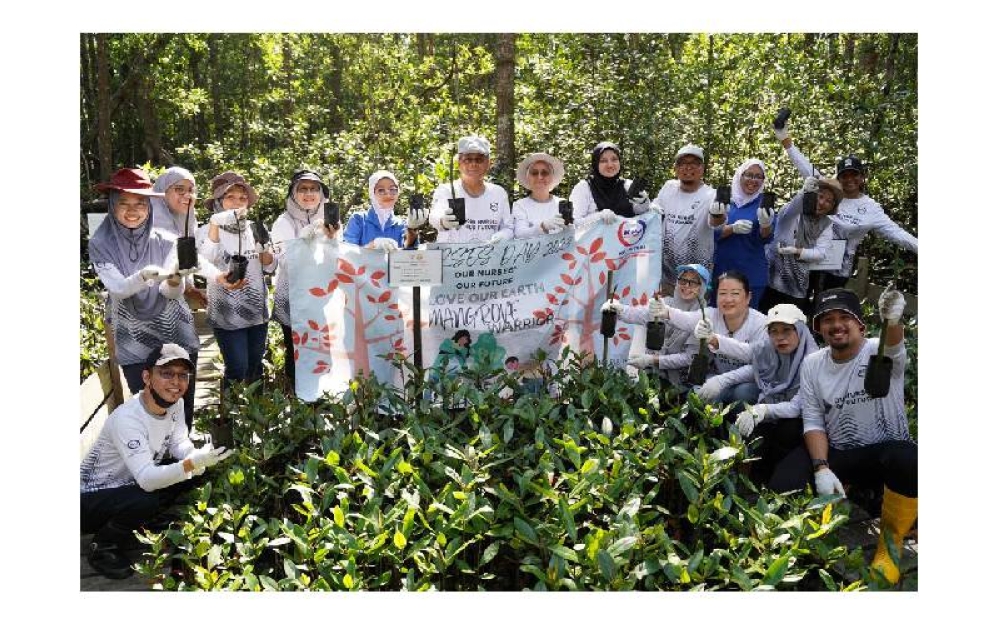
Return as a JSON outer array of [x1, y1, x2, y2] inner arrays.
[[812, 239, 847, 272], [388, 249, 443, 287]]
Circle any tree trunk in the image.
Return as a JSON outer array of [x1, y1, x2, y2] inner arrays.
[[705, 35, 715, 166], [869, 34, 900, 150], [209, 33, 223, 143], [96, 33, 113, 181], [326, 39, 343, 134], [80, 34, 97, 184], [188, 35, 208, 144], [134, 75, 171, 166], [494, 34, 516, 190], [844, 34, 856, 73]]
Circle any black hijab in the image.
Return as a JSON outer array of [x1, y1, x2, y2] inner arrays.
[[586, 141, 633, 216]]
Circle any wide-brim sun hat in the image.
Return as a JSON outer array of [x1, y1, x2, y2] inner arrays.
[[209, 171, 259, 207], [817, 177, 844, 211], [94, 168, 164, 197], [516, 152, 565, 191]]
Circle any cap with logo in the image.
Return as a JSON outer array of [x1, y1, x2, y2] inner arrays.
[[836, 155, 864, 176], [675, 144, 705, 163], [812, 288, 864, 331], [143, 343, 194, 371]]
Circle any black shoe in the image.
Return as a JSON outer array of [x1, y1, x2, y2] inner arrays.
[[87, 543, 134, 580]]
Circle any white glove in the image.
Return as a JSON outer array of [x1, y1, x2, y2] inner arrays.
[[708, 201, 728, 217], [407, 208, 428, 229], [778, 245, 799, 256], [139, 265, 166, 282], [756, 205, 774, 228], [694, 318, 714, 341], [878, 286, 905, 325], [647, 297, 669, 321], [695, 377, 724, 402], [731, 219, 753, 235], [187, 444, 235, 472], [599, 209, 617, 224], [209, 209, 247, 226], [487, 232, 507, 245], [541, 215, 566, 233], [254, 241, 273, 254], [629, 190, 651, 214], [628, 354, 659, 369], [601, 299, 623, 315], [498, 386, 514, 400], [735, 404, 768, 438], [371, 237, 399, 252], [802, 176, 820, 194], [814, 467, 845, 497], [439, 207, 460, 230], [773, 127, 788, 142]]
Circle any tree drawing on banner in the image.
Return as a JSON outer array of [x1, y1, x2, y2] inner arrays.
[[298, 276, 349, 374], [337, 258, 403, 376], [533, 237, 628, 354]]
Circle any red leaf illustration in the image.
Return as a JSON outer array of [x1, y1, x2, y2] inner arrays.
[[547, 294, 559, 305], [568, 261, 577, 270], [621, 286, 631, 299], [561, 253, 575, 261], [599, 273, 606, 286], [327, 279, 339, 292], [561, 274, 575, 286], [301, 331, 309, 344], [308, 320, 320, 331], [313, 361, 330, 374], [385, 315, 397, 321], [291, 331, 301, 345], [338, 259, 356, 275], [293, 349, 299, 361], [533, 310, 550, 321], [604, 259, 617, 270], [371, 270, 386, 281], [574, 276, 582, 285], [378, 291, 391, 303], [554, 286, 566, 294], [336, 273, 354, 284], [366, 294, 376, 304], [388, 303, 400, 310], [589, 238, 602, 254], [592, 252, 606, 262], [576, 245, 588, 255], [309, 287, 327, 297], [357, 265, 366, 276]]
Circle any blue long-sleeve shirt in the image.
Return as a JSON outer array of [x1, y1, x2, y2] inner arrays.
[[343, 206, 412, 248]]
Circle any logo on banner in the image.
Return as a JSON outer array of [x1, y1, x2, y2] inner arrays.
[[617, 220, 647, 247]]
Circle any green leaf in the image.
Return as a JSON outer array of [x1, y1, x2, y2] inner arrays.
[[324, 450, 340, 467], [607, 536, 637, 558], [481, 542, 500, 566], [558, 496, 577, 542], [333, 506, 345, 528], [597, 549, 616, 581], [677, 471, 700, 504], [549, 544, 579, 563], [817, 568, 837, 591], [709, 446, 738, 462], [393, 530, 407, 550], [342, 573, 354, 589], [514, 517, 538, 545], [397, 460, 413, 475], [762, 554, 790, 587]]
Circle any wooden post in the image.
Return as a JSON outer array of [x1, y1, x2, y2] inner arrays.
[[102, 294, 125, 409]]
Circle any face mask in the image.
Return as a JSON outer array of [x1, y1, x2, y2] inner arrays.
[[148, 386, 178, 409]]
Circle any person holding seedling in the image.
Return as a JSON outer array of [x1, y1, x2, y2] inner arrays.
[[758, 176, 843, 317], [569, 141, 651, 224], [653, 144, 726, 295], [773, 113, 917, 292], [768, 287, 915, 586], [610, 263, 709, 388], [89, 168, 200, 427], [511, 152, 569, 238], [81, 343, 235, 579], [712, 159, 775, 311], [429, 135, 513, 244], [197, 171, 274, 391], [698, 303, 820, 482], [343, 170, 425, 250], [656, 271, 768, 406]]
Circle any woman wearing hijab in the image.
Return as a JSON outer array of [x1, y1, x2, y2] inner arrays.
[[607, 264, 710, 388], [712, 159, 775, 310], [88, 168, 199, 427], [150, 166, 210, 310], [197, 171, 274, 392], [759, 176, 842, 317], [511, 153, 568, 238], [568, 141, 651, 224], [269, 170, 330, 387], [343, 170, 421, 250], [707, 304, 818, 482]]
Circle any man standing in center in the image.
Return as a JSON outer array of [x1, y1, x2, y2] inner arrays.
[[653, 144, 727, 295], [429, 135, 513, 244]]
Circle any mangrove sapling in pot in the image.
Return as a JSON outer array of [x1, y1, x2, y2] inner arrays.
[[687, 295, 711, 386], [176, 196, 198, 271], [645, 293, 666, 351], [559, 199, 574, 225]]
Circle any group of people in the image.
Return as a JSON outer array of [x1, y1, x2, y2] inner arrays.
[[81, 119, 917, 584]]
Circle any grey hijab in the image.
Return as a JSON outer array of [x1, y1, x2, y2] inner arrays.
[[282, 180, 326, 236], [88, 191, 173, 320], [751, 320, 818, 403], [150, 167, 198, 239]]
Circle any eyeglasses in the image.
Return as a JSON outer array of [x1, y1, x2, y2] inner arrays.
[[296, 185, 322, 194], [528, 169, 552, 177], [675, 160, 703, 168], [168, 185, 195, 196], [375, 187, 400, 196], [741, 172, 765, 181], [677, 277, 702, 287], [460, 155, 488, 164], [156, 369, 192, 383]]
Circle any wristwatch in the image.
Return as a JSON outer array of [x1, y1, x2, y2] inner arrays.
[[811, 458, 829, 470]]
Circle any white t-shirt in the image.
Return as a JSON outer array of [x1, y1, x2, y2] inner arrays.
[[670, 307, 768, 383], [785, 145, 917, 277], [800, 338, 910, 449], [80, 394, 194, 493], [429, 181, 512, 243], [511, 195, 562, 238], [654, 180, 719, 287]]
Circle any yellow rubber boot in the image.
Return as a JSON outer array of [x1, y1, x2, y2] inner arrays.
[[870, 487, 918, 585]]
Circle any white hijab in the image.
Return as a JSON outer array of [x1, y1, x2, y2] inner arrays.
[[730, 158, 767, 209]]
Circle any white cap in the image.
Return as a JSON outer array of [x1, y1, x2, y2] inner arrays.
[[675, 144, 705, 162], [766, 303, 807, 327], [146, 343, 194, 370], [458, 136, 491, 156]]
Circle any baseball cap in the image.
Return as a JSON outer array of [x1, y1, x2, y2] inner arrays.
[[812, 288, 864, 331], [675, 263, 712, 290], [675, 144, 705, 163], [766, 303, 807, 327], [458, 136, 491, 157], [836, 155, 864, 176], [143, 343, 194, 371]]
